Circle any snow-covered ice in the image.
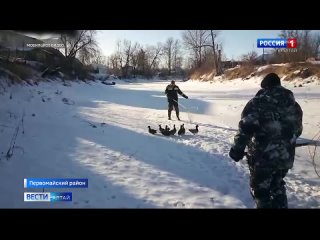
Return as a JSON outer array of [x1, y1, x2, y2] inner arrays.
[[0, 78, 319, 208]]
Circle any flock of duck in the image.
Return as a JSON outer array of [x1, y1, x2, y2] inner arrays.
[[148, 124, 199, 136]]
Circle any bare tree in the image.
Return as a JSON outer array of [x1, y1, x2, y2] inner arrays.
[[279, 30, 299, 39], [60, 30, 98, 62], [172, 39, 183, 75], [106, 39, 184, 79], [78, 45, 99, 65], [182, 30, 211, 67], [163, 37, 174, 75], [107, 42, 161, 78], [301, 30, 313, 60], [108, 40, 124, 76], [129, 43, 140, 77], [275, 30, 320, 62], [122, 40, 131, 70], [108, 53, 121, 75], [114, 40, 140, 78], [197, 30, 221, 74], [182, 30, 223, 76], [136, 47, 147, 75], [311, 33, 320, 58], [241, 50, 258, 64], [92, 49, 106, 65], [147, 42, 162, 70], [209, 30, 222, 75]]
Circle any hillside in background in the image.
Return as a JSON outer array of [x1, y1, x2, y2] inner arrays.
[[189, 61, 320, 85]]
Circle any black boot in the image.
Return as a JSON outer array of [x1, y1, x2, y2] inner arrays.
[[176, 111, 180, 121], [168, 110, 171, 120]]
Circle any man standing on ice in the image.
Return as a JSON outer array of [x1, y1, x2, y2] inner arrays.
[[165, 80, 188, 120], [229, 73, 303, 208]]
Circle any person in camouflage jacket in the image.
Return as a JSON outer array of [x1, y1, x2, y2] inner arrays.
[[229, 73, 303, 208]]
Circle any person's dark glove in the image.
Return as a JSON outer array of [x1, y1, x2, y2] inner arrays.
[[184, 95, 188, 99], [229, 147, 244, 162]]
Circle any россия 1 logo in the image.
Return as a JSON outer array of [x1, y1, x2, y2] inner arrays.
[[257, 38, 297, 48]]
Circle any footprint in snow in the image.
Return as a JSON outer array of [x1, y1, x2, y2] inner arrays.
[[62, 98, 75, 105]]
